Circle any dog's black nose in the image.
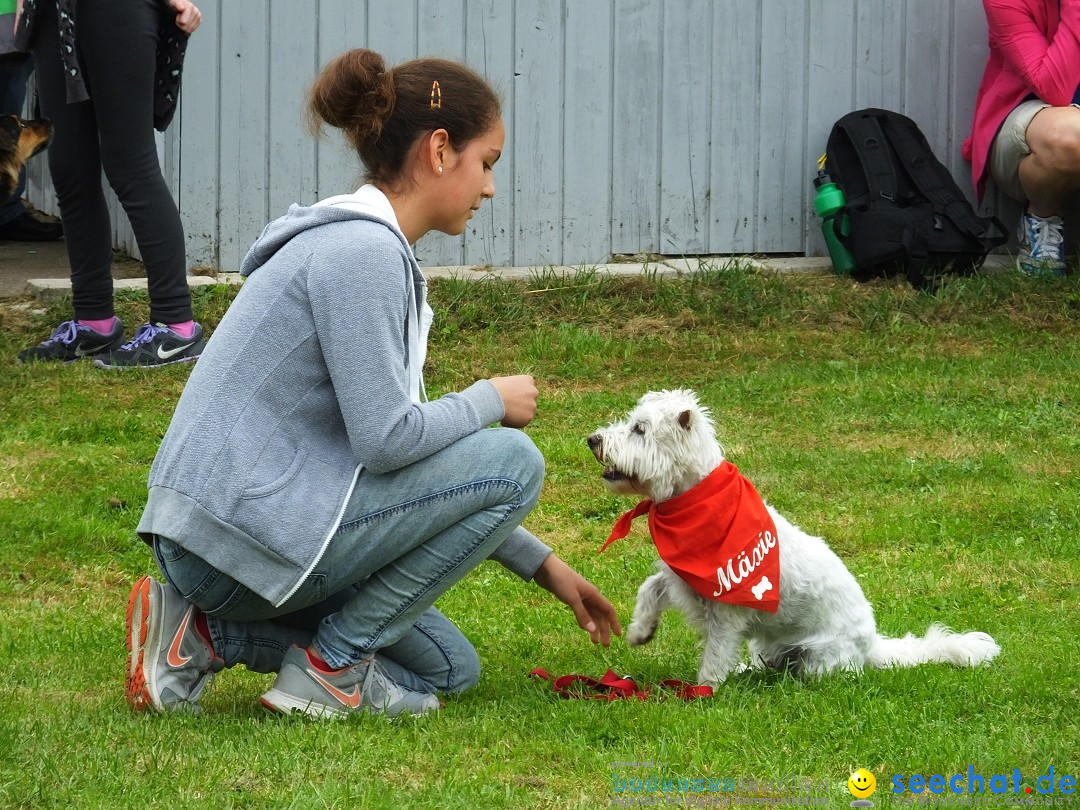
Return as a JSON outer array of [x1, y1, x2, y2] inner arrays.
[[587, 433, 601, 451]]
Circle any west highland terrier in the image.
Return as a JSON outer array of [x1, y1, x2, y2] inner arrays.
[[587, 389, 1000, 686]]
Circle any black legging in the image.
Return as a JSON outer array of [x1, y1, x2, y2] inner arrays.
[[31, 0, 192, 324]]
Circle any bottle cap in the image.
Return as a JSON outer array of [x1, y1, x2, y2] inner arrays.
[[813, 170, 832, 189]]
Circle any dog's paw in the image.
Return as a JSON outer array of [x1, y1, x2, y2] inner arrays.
[[697, 665, 730, 687], [626, 620, 657, 646]]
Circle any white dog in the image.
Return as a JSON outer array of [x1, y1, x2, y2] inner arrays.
[[587, 389, 1000, 686]]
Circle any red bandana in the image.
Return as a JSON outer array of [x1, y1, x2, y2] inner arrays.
[[600, 461, 780, 613]]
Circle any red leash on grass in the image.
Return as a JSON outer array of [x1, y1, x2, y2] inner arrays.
[[529, 668, 713, 701]]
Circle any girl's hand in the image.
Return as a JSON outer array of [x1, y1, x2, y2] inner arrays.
[[532, 554, 621, 646], [168, 0, 202, 34], [489, 374, 539, 428]]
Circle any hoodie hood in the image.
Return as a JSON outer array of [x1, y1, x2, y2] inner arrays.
[[240, 185, 410, 278]]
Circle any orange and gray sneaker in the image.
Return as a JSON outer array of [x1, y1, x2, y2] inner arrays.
[[260, 646, 442, 719], [125, 575, 222, 713]]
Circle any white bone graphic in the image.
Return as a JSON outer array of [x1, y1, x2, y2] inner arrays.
[[751, 576, 773, 601]]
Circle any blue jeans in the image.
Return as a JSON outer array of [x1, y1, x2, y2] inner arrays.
[[153, 428, 545, 695], [0, 56, 33, 226]]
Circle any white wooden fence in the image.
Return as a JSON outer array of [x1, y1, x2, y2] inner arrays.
[[25, 0, 1005, 272]]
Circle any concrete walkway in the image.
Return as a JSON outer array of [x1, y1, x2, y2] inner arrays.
[[0, 237, 1015, 303]]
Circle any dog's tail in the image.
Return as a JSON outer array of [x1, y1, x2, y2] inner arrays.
[[868, 623, 1000, 669]]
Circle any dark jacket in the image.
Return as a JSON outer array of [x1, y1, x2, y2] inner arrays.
[[15, 0, 189, 129]]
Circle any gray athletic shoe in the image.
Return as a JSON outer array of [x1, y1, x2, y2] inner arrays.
[[125, 575, 222, 713], [260, 646, 442, 719]]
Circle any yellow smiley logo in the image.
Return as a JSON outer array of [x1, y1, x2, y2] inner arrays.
[[848, 769, 877, 798]]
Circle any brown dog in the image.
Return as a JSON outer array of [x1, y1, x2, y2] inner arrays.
[[0, 114, 53, 199]]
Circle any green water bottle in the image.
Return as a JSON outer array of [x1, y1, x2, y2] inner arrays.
[[813, 170, 857, 275]]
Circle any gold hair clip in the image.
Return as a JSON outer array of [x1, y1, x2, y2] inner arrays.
[[430, 80, 441, 109]]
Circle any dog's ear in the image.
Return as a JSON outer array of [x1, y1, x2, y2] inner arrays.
[[0, 115, 20, 147], [678, 410, 692, 430]]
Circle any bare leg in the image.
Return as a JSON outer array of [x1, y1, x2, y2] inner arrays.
[[1019, 106, 1080, 217]]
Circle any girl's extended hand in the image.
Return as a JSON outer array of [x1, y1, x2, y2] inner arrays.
[[532, 554, 621, 646], [489, 374, 539, 428], [169, 0, 202, 34]]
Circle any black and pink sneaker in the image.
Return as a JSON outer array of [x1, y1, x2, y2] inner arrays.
[[17, 318, 125, 363], [95, 322, 205, 369]]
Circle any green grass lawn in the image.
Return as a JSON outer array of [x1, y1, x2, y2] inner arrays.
[[1, 265, 1078, 809]]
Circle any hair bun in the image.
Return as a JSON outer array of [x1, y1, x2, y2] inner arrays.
[[308, 49, 500, 188], [308, 49, 395, 144]]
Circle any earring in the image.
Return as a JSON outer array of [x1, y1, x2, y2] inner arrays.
[[437, 165, 443, 174]]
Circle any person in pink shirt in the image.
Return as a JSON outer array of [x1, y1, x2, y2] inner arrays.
[[963, 0, 1080, 274]]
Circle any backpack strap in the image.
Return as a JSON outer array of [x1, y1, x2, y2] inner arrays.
[[832, 112, 898, 208], [877, 113, 1008, 249]]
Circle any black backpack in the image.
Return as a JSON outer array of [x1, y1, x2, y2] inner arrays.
[[824, 108, 1008, 290]]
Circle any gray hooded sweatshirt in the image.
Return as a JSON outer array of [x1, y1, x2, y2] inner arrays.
[[137, 186, 551, 607]]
